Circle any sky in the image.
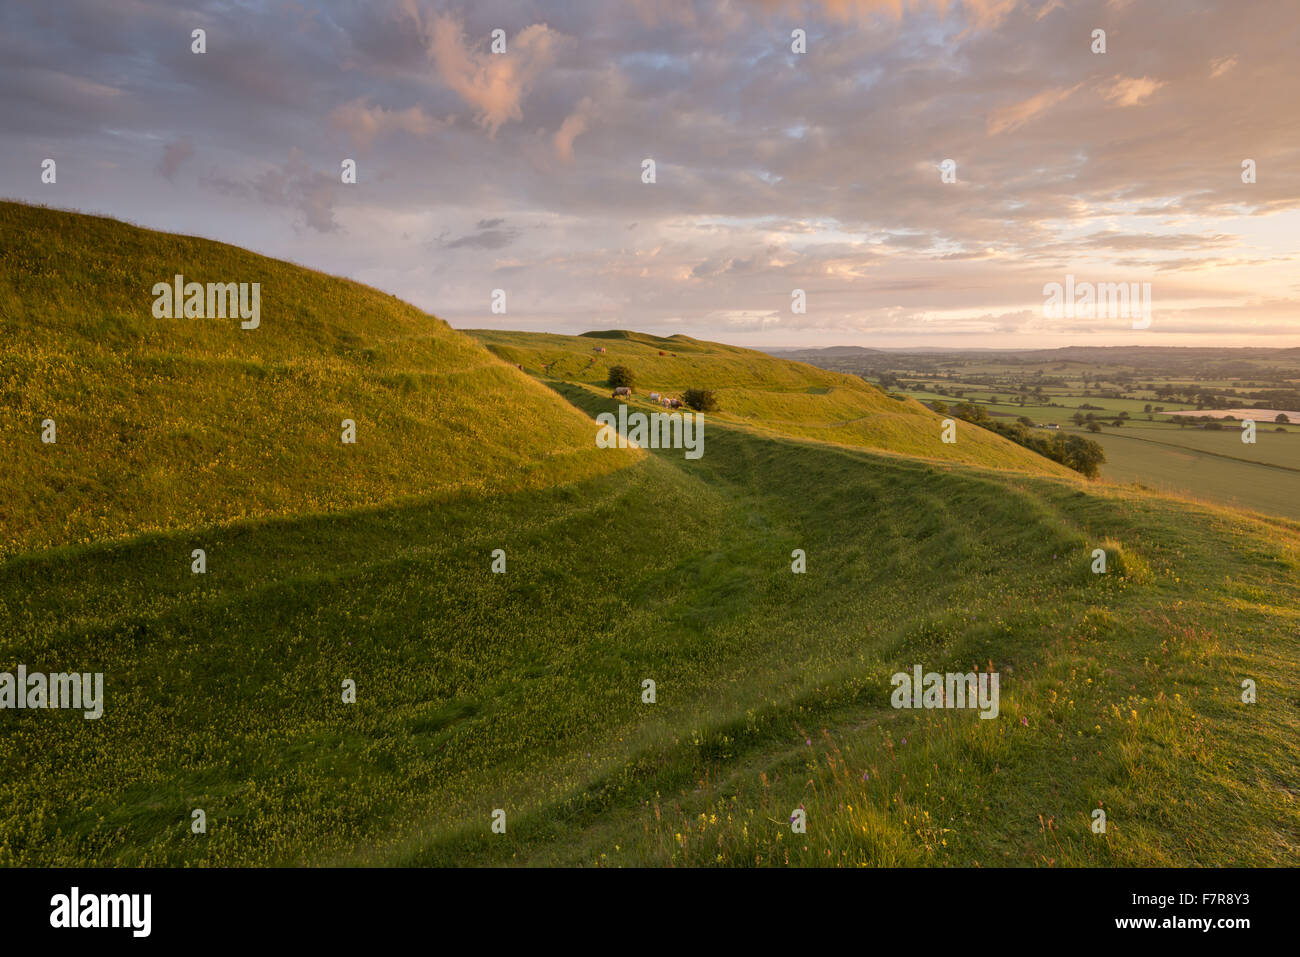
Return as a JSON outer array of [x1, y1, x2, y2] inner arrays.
[[2, 0, 1298, 349]]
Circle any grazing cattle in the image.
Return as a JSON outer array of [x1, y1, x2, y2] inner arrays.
[[649, 392, 660, 401], [593, 346, 607, 354], [612, 386, 631, 397]]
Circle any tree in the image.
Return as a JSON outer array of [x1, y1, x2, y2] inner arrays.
[[1086, 421, 1102, 433], [682, 387, 719, 412], [1059, 434, 1106, 478], [931, 400, 949, 414], [1277, 413, 1291, 424], [607, 365, 635, 389], [952, 401, 989, 424]]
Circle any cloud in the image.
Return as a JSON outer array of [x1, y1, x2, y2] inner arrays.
[[553, 97, 594, 162], [207, 150, 341, 233], [330, 97, 443, 147], [987, 84, 1081, 135], [1209, 55, 1238, 79], [1100, 75, 1165, 107], [438, 219, 520, 250], [427, 15, 561, 136], [755, 0, 1020, 29], [158, 139, 194, 180]]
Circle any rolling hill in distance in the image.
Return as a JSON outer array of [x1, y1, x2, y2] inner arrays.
[[469, 328, 1073, 477], [2, 202, 1297, 867]]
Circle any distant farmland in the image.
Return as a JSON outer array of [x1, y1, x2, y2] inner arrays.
[[1068, 424, 1300, 521], [781, 346, 1300, 523]]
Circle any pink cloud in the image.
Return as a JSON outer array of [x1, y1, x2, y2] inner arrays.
[[986, 83, 1081, 135], [428, 16, 561, 137], [1100, 75, 1165, 107], [330, 97, 443, 147]]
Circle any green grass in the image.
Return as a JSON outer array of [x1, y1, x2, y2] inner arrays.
[[2, 204, 1298, 867], [1068, 425, 1300, 521], [0, 201, 634, 558], [469, 329, 1073, 477]]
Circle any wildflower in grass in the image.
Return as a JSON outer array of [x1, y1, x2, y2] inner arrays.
[[1021, 716, 1029, 727]]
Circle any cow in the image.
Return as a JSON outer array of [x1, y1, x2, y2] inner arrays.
[[612, 386, 631, 397], [649, 392, 661, 401]]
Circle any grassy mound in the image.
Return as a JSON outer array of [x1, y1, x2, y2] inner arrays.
[[0, 201, 635, 558]]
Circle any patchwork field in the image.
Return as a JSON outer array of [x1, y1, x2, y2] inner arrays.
[[1067, 425, 1300, 521]]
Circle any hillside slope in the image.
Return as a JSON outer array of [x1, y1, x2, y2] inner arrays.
[[3, 393, 1297, 867], [1, 207, 1296, 869], [469, 329, 1074, 477], [0, 201, 635, 558]]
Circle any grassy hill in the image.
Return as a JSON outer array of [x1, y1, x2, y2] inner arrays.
[[2, 204, 1297, 868], [469, 329, 1074, 477], [0, 201, 635, 558]]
